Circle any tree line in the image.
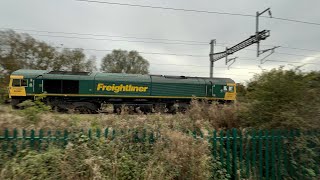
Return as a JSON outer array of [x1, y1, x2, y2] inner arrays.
[[0, 30, 150, 89]]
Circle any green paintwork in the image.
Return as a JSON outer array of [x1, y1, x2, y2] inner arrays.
[[42, 73, 97, 95], [212, 84, 225, 98], [151, 76, 205, 97]]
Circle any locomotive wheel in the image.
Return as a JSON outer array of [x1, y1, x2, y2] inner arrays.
[[74, 106, 93, 114], [52, 106, 68, 113], [72, 102, 99, 114], [179, 107, 188, 114], [11, 99, 21, 109]]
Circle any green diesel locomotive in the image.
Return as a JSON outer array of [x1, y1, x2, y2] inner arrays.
[[9, 69, 236, 113]]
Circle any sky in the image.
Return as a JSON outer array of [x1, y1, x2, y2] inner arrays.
[[0, 0, 320, 83]]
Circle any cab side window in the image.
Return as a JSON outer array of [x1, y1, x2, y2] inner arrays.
[[12, 79, 28, 87], [228, 86, 234, 93], [12, 79, 21, 87], [21, 79, 28, 86], [223, 86, 228, 91]]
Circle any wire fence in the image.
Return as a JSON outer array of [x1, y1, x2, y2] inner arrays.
[[1, 128, 319, 179]]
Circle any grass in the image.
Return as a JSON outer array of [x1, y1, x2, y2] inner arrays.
[[0, 101, 243, 132]]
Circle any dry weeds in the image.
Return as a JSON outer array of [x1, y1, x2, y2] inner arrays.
[[0, 101, 242, 133]]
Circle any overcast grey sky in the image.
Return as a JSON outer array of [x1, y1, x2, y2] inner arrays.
[[1, 0, 320, 83]]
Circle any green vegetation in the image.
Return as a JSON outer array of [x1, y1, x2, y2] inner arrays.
[[241, 67, 320, 129], [17, 97, 51, 123]]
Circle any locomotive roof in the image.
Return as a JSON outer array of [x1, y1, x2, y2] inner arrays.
[[11, 69, 235, 83], [11, 69, 48, 78]]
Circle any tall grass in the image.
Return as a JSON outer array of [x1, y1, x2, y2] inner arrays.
[[0, 100, 242, 132]]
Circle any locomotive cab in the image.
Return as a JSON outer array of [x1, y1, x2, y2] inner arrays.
[[211, 81, 236, 102], [223, 83, 236, 101], [8, 75, 28, 98]]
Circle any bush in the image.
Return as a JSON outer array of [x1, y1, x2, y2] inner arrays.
[[0, 148, 64, 179], [17, 98, 51, 123], [241, 68, 320, 130], [144, 131, 212, 180], [185, 100, 242, 131]]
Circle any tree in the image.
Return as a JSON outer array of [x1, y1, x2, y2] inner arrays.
[[53, 48, 97, 72], [100, 50, 149, 74], [85, 55, 98, 72], [241, 67, 320, 129], [0, 30, 57, 92], [0, 30, 57, 74], [235, 83, 247, 102], [0, 30, 97, 74]]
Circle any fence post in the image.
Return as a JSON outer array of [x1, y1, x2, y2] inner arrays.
[[142, 129, 147, 143], [277, 130, 282, 180], [258, 130, 263, 180], [283, 130, 289, 177], [149, 131, 155, 144], [47, 130, 51, 149], [226, 130, 231, 175], [252, 130, 257, 178], [39, 129, 44, 152], [239, 130, 243, 177], [12, 129, 17, 154], [134, 130, 139, 143], [22, 129, 26, 150], [313, 130, 320, 176], [271, 130, 276, 180], [30, 129, 35, 150], [199, 130, 204, 139], [265, 130, 269, 180], [64, 129, 68, 147], [88, 129, 92, 139], [192, 130, 197, 139], [213, 130, 217, 159], [96, 129, 101, 138], [219, 130, 224, 167], [232, 129, 237, 178], [289, 130, 294, 177], [56, 130, 61, 147], [296, 130, 301, 179], [112, 129, 115, 140], [245, 131, 250, 178], [3, 129, 9, 152], [104, 128, 109, 139]]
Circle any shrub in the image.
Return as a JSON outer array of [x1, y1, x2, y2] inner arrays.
[[185, 100, 242, 130], [17, 97, 51, 123], [0, 148, 63, 179], [144, 130, 212, 180], [241, 68, 320, 129]]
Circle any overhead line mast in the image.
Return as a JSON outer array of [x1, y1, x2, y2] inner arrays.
[[209, 8, 278, 78]]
